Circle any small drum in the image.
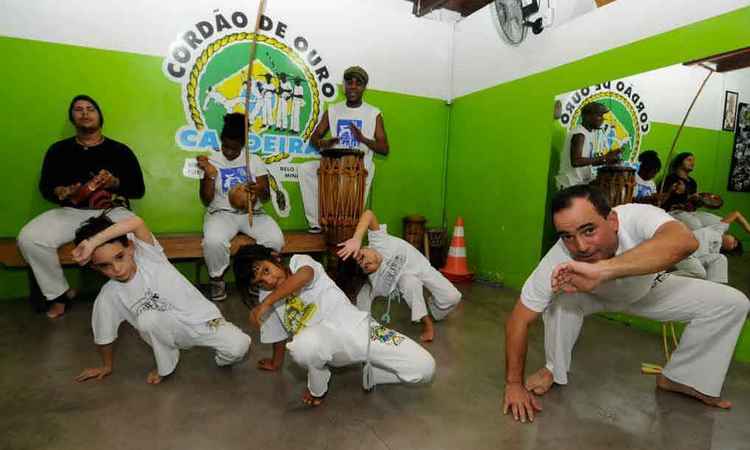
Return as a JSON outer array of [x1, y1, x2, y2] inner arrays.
[[695, 192, 723, 209], [403, 215, 427, 252], [426, 228, 447, 269], [319, 149, 368, 245], [591, 166, 636, 207]]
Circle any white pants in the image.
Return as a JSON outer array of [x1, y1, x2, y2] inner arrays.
[[542, 274, 749, 397], [275, 97, 289, 129], [263, 96, 274, 126], [291, 98, 304, 132], [356, 267, 462, 322], [674, 254, 728, 283], [286, 318, 435, 397], [298, 160, 374, 229], [17, 207, 134, 300], [202, 211, 284, 278], [248, 96, 263, 124], [137, 311, 251, 377], [671, 211, 721, 230]]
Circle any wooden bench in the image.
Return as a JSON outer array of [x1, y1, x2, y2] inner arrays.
[[0, 231, 327, 308]]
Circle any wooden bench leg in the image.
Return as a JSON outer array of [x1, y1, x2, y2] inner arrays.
[[27, 269, 47, 314]]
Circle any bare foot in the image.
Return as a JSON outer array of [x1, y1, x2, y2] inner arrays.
[[656, 374, 732, 409], [525, 367, 554, 395], [257, 358, 280, 371], [146, 369, 163, 385], [46, 302, 66, 319], [420, 316, 434, 343], [46, 289, 76, 319], [302, 388, 325, 407]]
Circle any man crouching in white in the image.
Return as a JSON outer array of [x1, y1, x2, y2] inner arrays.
[[72, 214, 251, 385], [503, 185, 749, 423]]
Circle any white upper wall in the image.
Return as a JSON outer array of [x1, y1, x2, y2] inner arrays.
[[451, 0, 750, 99], [0, 0, 452, 99], [2, 0, 748, 102]]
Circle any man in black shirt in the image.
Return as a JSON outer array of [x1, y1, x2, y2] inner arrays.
[[18, 95, 145, 318]]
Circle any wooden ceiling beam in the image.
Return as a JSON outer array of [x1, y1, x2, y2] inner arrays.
[[716, 53, 750, 73], [412, 0, 451, 17], [683, 46, 750, 68]]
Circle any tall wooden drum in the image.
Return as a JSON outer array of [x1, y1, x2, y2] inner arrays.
[[591, 166, 636, 207], [319, 149, 368, 245]]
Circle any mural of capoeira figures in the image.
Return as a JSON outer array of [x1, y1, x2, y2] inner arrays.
[[203, 70, 304, 135]]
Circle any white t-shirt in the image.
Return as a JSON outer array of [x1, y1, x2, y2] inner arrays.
[[634, 173, 657, 200], [521, 204, 675, 312], [327, 101, 381, 169], [279, 80, 292, 100], [262, 82, 275, 100], [693, 222, 729, 258], [556, 125, 601, 188], [207, 150, 267, 213], [367, 227, 430, 298], [258, 254, 368, 343], [92, 236, 222, 345]]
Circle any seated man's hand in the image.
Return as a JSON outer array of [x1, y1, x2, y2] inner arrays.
[[54, 183, 82, 201], [95, 169, 119, 189], [196, 155, 218, 178], [75, 366, 112, 383], [503, 382, 542, 423]]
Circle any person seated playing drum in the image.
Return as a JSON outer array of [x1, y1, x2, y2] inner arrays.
[[661, 152, 699, 211], [555, 101, 621, 189], [337, 210, 462, 343], [234, 244, 435, 407], [17, 94, 145, 318], [196, 113, 284, 301], [298, 66, 389, 233], [633, 150, 665, 204]]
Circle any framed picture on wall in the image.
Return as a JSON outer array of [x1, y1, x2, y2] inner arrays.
[[728, 102, 750, 192], [723, 90, 739, 131]]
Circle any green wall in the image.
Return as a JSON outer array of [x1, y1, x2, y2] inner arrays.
[[445, 8, 750, 361], [445, 7, 750, 289], [0, 36, 449, 299]]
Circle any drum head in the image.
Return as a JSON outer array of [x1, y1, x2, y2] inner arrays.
[[698, 192, 723, 209]]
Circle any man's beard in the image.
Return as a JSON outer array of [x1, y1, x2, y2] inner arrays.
[[77, 124, 100, 134]]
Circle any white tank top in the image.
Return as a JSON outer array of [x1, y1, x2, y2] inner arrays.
[[556, 124, 601, 188], [327, 101, 381, 169]]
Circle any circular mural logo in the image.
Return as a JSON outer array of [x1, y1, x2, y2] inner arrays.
[[560, 81, 651, 163]]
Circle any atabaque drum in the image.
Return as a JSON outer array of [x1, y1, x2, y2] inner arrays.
[[319, 149, 367, 245]]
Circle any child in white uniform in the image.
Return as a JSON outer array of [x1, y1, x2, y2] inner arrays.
[[672, 210, 746, 282], [338, 210, 462, 342], [196, 112, 284, 301], [233, 244, 434, 406], [72, 214, 251, 385]]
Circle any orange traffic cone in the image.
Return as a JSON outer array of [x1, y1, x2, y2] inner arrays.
[[440, 217, 473, 282]]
